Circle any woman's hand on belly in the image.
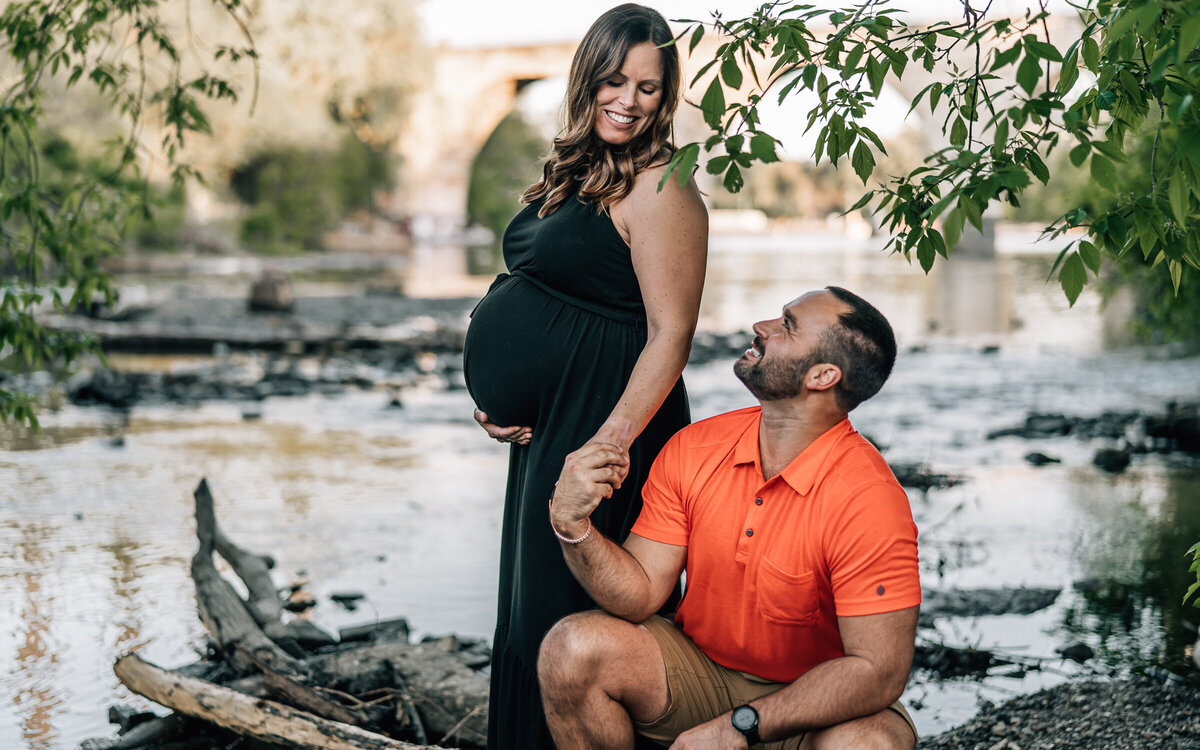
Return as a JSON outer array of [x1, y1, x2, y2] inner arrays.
[[473, 409, 533, 445]]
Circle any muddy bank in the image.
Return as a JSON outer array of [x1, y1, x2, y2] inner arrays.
[[920, 677, 1200, 749]]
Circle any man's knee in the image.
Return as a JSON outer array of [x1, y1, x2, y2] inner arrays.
[[806, 708, 916, 750], [537, 610, 623, 695]]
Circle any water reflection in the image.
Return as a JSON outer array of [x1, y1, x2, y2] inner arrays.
[[12, 523, 64, 750], [1065, 471, 1200, 674]]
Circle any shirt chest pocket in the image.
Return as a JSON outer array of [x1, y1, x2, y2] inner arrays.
[[756, 556, 820, 626]]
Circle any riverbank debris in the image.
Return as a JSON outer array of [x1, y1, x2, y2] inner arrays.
[[87, 478, 488, 750]]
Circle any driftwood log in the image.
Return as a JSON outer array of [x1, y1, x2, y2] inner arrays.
[[191, 478, 307, 677], [114, 653, 440, 750], [103, 478, 489, 750]]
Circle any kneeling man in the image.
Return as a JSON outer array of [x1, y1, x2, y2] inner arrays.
[[539, 287, 920, 749]]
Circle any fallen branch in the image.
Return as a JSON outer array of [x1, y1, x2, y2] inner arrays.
[[192, 479, 306, 677], [114, 653, 442, 750]]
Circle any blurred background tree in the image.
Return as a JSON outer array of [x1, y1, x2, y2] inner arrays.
[[0, 0, 423, 426], [466, 110, 546, 272]]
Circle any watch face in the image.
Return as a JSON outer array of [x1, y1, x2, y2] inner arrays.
[[731, 705, 758, 732]]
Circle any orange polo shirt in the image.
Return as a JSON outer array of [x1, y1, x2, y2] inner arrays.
[[631, 407, 920, 683]]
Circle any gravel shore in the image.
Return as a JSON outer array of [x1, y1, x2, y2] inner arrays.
[[921, 677, 1200, 749]]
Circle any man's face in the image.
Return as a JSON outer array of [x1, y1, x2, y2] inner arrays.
[[734, 291, 844, 402]]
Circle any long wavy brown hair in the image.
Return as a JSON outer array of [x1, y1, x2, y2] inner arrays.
[[522, 4, 682, 217]]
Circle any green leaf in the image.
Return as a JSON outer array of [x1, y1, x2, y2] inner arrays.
[[1091, 155, 1117, 187], [1026, 152, 1050, 185], [950, 115, 967, 147], [866, 55, 886, 96], [1180, 15, 1200, 64], [689, 24, 705, 54], [991, 43, 1022, 71], [702, 154, 729, 176], [851, 141, 875, 183], [992, 117, 1010, 156], [960, 195, 983, 232], [1069, 142, 1090, 167], [916, 234, 935, 272], [723, 162, 744, 193], [1023, 36, 1063, 62], [750, 132, 780, 164], [701, 76, 725, 129], [1059, 253, 1087, 306], [1170, 260, 1183, 294], [1057, 52, 1079, 95], [942, 207, 965, 253], [1082, 36, 1100, 72], [1170, 174, 1191, 225], [1079, 240, 1101, 273], [674, 144, 699, 187], [1016, 52, 1042, 95], [721, 55, 743, 89]]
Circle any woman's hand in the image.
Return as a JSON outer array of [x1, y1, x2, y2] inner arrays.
[[581, 425, 632, 489], [473, 409, 533, 445]]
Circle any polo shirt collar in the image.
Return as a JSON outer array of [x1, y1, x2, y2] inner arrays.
[[733, 411, 853, 496]]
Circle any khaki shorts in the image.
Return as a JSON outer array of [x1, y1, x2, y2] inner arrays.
[[633, 615, 918, 749]]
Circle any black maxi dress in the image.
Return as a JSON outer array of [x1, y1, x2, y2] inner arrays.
[[464, 188, 689, 750]]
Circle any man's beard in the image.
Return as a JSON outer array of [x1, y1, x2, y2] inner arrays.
[[734, 346, 819, 402]]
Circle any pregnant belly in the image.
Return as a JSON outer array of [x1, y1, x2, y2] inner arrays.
[[463, 280, 558, 429]]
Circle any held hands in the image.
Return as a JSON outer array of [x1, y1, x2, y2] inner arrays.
[[581, 424, 634, 489], [550, 442, 629, 539], [473, 409, 532, 445]]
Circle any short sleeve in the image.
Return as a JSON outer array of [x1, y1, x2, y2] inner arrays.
[[826, 480, 921, 617], [630, 431, 691, 546]]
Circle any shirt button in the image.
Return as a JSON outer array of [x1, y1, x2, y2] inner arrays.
[[745, 528, 754, 537], [755, 497, 763, 506]]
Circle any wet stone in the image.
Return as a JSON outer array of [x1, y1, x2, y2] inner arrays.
[[1092, 447, 1132, 474]]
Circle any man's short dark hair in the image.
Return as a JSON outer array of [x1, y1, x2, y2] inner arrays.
[[817, 286, 897, 411]]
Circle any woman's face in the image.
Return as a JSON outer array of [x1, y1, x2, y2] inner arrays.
[[592, 41, 664, 146]]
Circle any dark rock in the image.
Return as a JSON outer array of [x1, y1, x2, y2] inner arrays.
[[1093, 447, 1132, 473], [106, 704, 158, 732], [1058, 641, 1095, 663], [988, 412, 1076, 439], [339, 617, 411, 644], [330, 591, 366, 611], [920, 587, 1061, 627], [281, 619, 337, 649], [1025, 451, 1061, 466], [248, 270, 293, 313], [1145, 403, 1200, 454], [914, 642, 996, 677], [889, 463, 963, 491]]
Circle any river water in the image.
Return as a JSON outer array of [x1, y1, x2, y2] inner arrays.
[[3, 231, 1199, 749]]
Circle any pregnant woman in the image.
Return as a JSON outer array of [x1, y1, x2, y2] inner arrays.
[[462, 4, 708, 748]]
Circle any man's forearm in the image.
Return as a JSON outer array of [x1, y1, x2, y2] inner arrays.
[[557, 529, 660, 622], [750, 653, 908, 743]]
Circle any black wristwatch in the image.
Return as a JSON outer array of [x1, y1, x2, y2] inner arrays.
[[731, 704, 761, 746]]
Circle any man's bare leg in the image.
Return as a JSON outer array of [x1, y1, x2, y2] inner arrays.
[[538, 610, 671, 750], [802, 707, 917, 750]]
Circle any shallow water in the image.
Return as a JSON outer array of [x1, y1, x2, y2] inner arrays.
[[3, 239, 1199, 748]]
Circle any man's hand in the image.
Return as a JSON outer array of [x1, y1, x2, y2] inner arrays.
[[669, 714, 749, 750], [551, 442, 628, 538], [473, 409, 532, 445]]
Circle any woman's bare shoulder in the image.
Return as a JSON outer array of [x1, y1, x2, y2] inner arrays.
[[627, 159, 706, 214]]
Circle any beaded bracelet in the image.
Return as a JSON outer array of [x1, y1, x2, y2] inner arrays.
[[548, 498, 591, 544]]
